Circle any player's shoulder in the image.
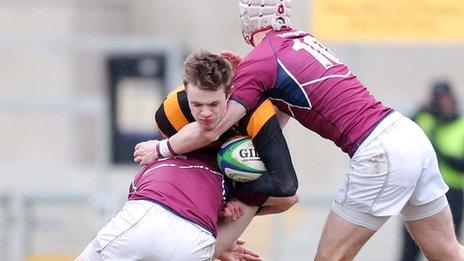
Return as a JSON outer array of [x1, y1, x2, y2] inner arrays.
[[237, 46, 277, 76], [155, 85, 194, 137], [239, 99, 276, 137]]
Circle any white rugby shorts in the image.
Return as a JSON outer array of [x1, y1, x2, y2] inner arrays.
[[80, 199, 216, 260], [333, 111, 449, 230]]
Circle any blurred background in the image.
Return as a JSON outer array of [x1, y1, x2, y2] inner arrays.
[[0, 0, 463, 260]]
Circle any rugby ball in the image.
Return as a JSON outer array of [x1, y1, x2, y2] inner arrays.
[[217, 136, 266, 182]]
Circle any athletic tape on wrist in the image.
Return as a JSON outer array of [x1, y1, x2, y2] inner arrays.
[[166, 139, 177, 156], [158, 139, 172, 158], [155, 143, 162, 158]]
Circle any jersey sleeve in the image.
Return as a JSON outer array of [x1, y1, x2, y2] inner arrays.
[[154, 86, 195, 138], [230, 50, 277, 111], [234, 99, 298, 197]]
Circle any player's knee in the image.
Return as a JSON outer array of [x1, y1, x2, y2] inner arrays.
[[287, 194, 299, 207]]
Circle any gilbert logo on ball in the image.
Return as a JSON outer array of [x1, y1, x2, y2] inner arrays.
[[217, 136, 266, 182]]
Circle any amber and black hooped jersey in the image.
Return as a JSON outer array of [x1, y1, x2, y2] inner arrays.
[[155, 86, 298, 198]]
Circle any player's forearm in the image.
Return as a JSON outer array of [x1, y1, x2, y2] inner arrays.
[[237, 117, 298, 197], [215, 205, 258, 257], [166, 121, 214, 155], [161, 100, 247, 156]]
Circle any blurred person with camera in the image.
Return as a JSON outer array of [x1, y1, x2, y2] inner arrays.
[[400, 80, 464, 261]]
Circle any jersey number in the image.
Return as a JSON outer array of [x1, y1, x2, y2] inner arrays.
[[292, 35, 341, 69]]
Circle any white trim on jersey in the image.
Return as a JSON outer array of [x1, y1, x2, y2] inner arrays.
[[286, 102, 296, 117], [269, 97, 311, 111], [144, 162, 223, 177], [300, 70, 352, 87]]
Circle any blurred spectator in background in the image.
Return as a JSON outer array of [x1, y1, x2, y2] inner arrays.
[[400, 80, 464, 261]]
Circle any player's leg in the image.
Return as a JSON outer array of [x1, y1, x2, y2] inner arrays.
[[403, 202, 464, 260], [316, 112, 421, 260], [315, 209, 376, 260], [400, 116, 464, 260]]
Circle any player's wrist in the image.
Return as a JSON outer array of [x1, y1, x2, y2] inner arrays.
[[158, 139, 178, 158]]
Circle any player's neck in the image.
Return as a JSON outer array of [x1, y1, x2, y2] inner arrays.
[[252, 29, 272, 47]]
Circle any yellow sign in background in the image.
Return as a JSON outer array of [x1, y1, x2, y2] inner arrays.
[[312, 0, 464, 42]]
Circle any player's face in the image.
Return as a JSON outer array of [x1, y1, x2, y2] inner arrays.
[[186, 83, 228, 130]]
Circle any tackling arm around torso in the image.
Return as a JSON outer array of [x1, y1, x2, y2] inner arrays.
[[168, 99, 247, 155]]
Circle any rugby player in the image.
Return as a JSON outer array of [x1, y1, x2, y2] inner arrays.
[[78, 50, 298, 260], [138, 1, 464, 260]]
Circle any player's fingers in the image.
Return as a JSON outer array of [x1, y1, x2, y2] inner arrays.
[[223, 207, 232, 218], [234, 203, 243, 216], [219, 50, 235, 57], [135, 142, 144, 150], [236, 239, 245, 245], [141, 157, 149, 165], [134, 156, 142, 163], [141, 155, 155, 166], [220, 51, 240, 63], [219, 210, 227, 218], [243, 253, 262, 261], [244, 249, 260, 257]]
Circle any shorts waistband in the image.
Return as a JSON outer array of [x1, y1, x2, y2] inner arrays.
[[352, 111, 403, 158], [133, 199, 214, 237]]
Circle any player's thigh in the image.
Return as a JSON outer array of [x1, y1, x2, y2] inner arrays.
[[404, 202, 462, 260], [316, 210, 376, 260]]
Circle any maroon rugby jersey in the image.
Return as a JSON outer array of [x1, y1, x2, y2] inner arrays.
[[231, 28, 392, 156], [128, 151, 224, 236]]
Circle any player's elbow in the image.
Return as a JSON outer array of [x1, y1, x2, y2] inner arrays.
[[278, 177, 298, 197], [285, 194, 299, 207], [275, 194, 299, 213]]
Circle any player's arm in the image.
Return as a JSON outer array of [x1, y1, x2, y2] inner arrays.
[[234, 100, 298, 197], [168, 100, 247, 155], [215, 195, 299, 259]]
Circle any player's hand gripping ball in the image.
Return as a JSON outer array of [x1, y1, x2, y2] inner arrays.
[[217, 137, 266, 182]]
